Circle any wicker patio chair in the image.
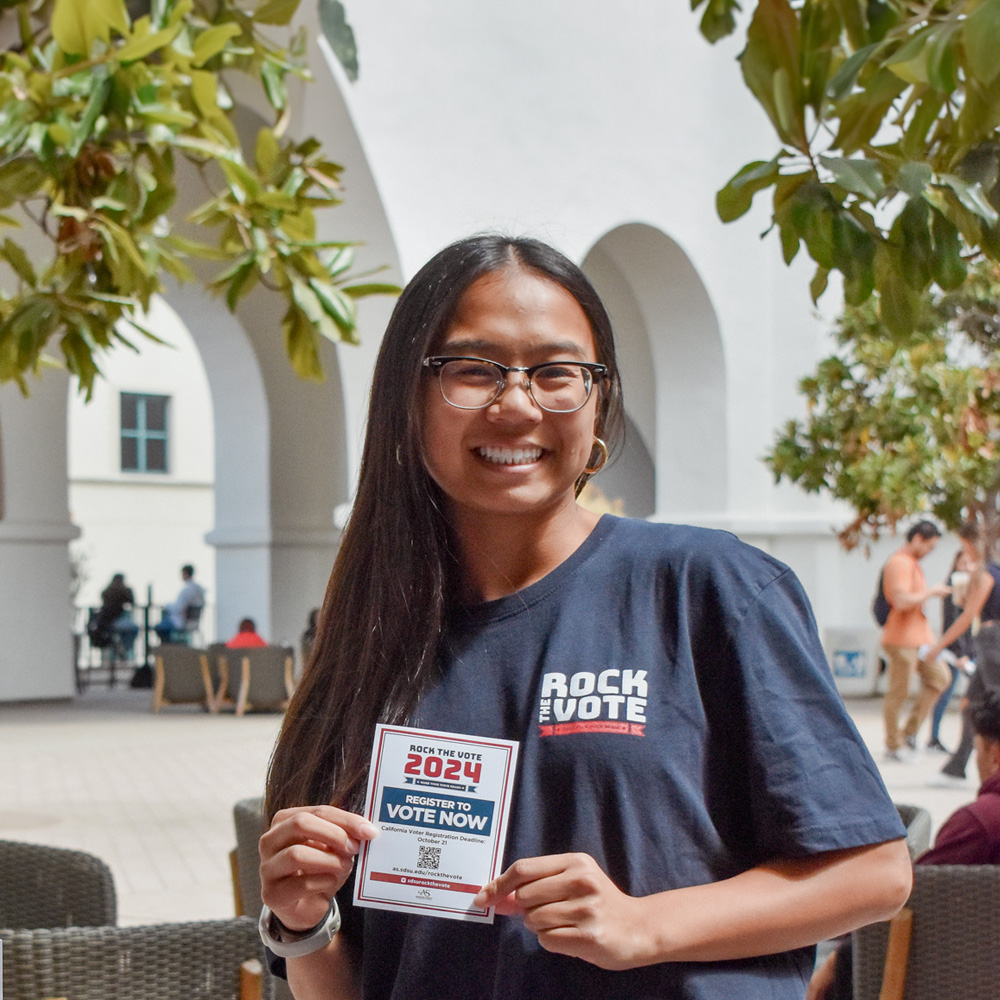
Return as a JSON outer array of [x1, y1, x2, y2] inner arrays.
[[894, 802, 932, 860], [0, 839, 116, 929], [152, 643, 216, 712], [0, 918, 271, 1000], [853, 865, 1000, 1000], [232, 646, 296, 716]]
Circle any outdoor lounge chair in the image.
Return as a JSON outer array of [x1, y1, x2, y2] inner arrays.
[[230, 646, 296, 716], [853, 864, 1000, 1000], [0, 918, 270, 1000], [152, 643, 216, 712], [0, 839, 116, 929], [894, 802, 932, 860]]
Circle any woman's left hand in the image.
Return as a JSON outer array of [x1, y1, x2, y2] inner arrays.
[[473, 852, 648, 970]]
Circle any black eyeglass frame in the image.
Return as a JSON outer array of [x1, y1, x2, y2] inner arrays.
[[422, 356, 608, 413]]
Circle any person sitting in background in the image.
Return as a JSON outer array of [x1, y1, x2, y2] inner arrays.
[[807, 689, 1000, 999], [89, 573, 140, 656], [226, 618, 268, 648], [154, 564, 206, 642]]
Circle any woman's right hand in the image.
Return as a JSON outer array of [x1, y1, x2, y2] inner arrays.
[[259, 805, 379, 932]]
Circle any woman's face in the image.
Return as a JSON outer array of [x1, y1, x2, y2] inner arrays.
[[420, 267, 600, 524]]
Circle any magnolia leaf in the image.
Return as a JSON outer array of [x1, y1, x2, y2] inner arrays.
[[260, 60, 288, 110], [818, 154, 885, 199], [925, 22, 960, 95], [1, 239, 37, 287], [897, 161, 932, 198], [886, 29, 930, 85], [51, 0, 129, 56], [964, 0, 1000, 86], [318, 0, 359, 81], [939, 174, 1000, 225], [716, 157, 780, 222], [827, 43, 879, 101]]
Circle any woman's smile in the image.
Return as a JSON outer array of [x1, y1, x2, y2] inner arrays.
[[476, 445, 546, 466]]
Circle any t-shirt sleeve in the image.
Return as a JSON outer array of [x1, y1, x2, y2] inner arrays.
[[727, 567, 906, 857]]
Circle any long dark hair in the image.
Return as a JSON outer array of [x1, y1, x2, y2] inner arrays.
[[265, 234, 624, 817]]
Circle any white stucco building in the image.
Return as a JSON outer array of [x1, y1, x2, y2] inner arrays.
[[0, 2, 953, 701]]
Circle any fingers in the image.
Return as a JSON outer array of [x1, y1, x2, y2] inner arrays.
[[259, 805, 379, 929], [474, 853, 579, 908]]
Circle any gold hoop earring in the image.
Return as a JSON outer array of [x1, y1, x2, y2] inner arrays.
[[583, 438, 608, 475]]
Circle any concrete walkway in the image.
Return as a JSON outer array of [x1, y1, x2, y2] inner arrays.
[[0, 686, 976, 927]]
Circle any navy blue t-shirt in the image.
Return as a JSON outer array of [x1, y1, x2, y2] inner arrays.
[[337, 516, 904, 999]]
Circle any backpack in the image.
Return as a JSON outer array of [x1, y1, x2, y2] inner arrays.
[[872, 569, 891, 627]]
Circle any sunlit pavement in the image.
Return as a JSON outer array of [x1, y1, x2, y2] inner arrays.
[[0, 688, 974, 926]]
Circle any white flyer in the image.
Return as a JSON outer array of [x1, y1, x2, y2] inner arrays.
[[353, 724, 520, 923]]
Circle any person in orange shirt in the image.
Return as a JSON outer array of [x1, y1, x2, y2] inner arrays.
[[226, 617, 268, 649], [880, 520, 951, 761]]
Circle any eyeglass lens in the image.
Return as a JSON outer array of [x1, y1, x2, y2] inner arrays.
[[437, 360, 594, 412]]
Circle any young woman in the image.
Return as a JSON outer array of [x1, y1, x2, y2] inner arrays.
[[924, 521, 1000, 784], [927, 547, 976, 753], [259, 235, 911, 1000]]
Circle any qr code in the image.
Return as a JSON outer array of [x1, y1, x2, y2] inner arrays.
[[417, 846, 441, 871]]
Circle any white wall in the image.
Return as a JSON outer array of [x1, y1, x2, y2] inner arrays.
[[68, 296, 216, 628]]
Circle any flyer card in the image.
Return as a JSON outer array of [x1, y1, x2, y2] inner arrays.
[[353, 724, 520, 923]]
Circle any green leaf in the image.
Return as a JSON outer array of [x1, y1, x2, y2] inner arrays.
[[260, 60, 288, 110], [897, 161, 932, 198], [255, 127, 280, 176], [254, 0, 301, 26], [939, 174, 1000, 225], [875, 245, 920, 335], [318, 0, 359, 81], [716, 157, 780, 222], [827, 42, 878, 101], [818, 154, 885, 200], [282, 305, 324, 381], [886, 28, 930, 85], [964, 0, 1000, 86], [68, 72, 111, 157], [925, 22, 959, 95], [833, 68, 907, 154], [115, 22, 183, 63], [51, 0, 129, 56], [1, 238, 37, 286], [341, 282, 401, 298], [929, 210, 966, 290], [831, 0, 867, 49], [192, 23, 243, 66], [306, 276, 355, 338], [809, 265, 830, 302]]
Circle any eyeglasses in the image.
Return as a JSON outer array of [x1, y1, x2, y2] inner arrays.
[[423, 356, 607, 413]]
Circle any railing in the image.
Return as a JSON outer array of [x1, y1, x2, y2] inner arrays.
[[72, 603, 214, 693]]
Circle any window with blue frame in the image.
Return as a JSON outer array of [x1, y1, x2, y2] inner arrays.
[[120, 393, 169, 473]]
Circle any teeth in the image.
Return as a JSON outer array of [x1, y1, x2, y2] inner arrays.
[[478, 446, 543, 465]]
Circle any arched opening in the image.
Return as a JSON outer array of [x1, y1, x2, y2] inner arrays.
[[583, 223, 727, 519]]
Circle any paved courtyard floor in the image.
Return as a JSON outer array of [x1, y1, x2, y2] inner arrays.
[[0, 685, 976, 926]]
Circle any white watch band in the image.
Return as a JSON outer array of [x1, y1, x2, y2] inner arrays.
[[258, 898, 341, 958]]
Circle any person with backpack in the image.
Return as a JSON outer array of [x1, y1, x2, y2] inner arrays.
[[879, 520, 951, 762]]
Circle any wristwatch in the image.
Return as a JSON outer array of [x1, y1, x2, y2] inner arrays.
[[258, 898, 341, 958]]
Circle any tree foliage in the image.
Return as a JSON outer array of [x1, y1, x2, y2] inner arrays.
[[697, 0, 1000, 337], [0, 0, 392, 398], [766, 257, 1000, 549]]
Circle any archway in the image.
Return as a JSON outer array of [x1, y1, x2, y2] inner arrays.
[[583, 223, 727, 519]]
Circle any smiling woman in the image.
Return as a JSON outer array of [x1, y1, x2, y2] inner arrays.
[[260, 234, 911, 1000]]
